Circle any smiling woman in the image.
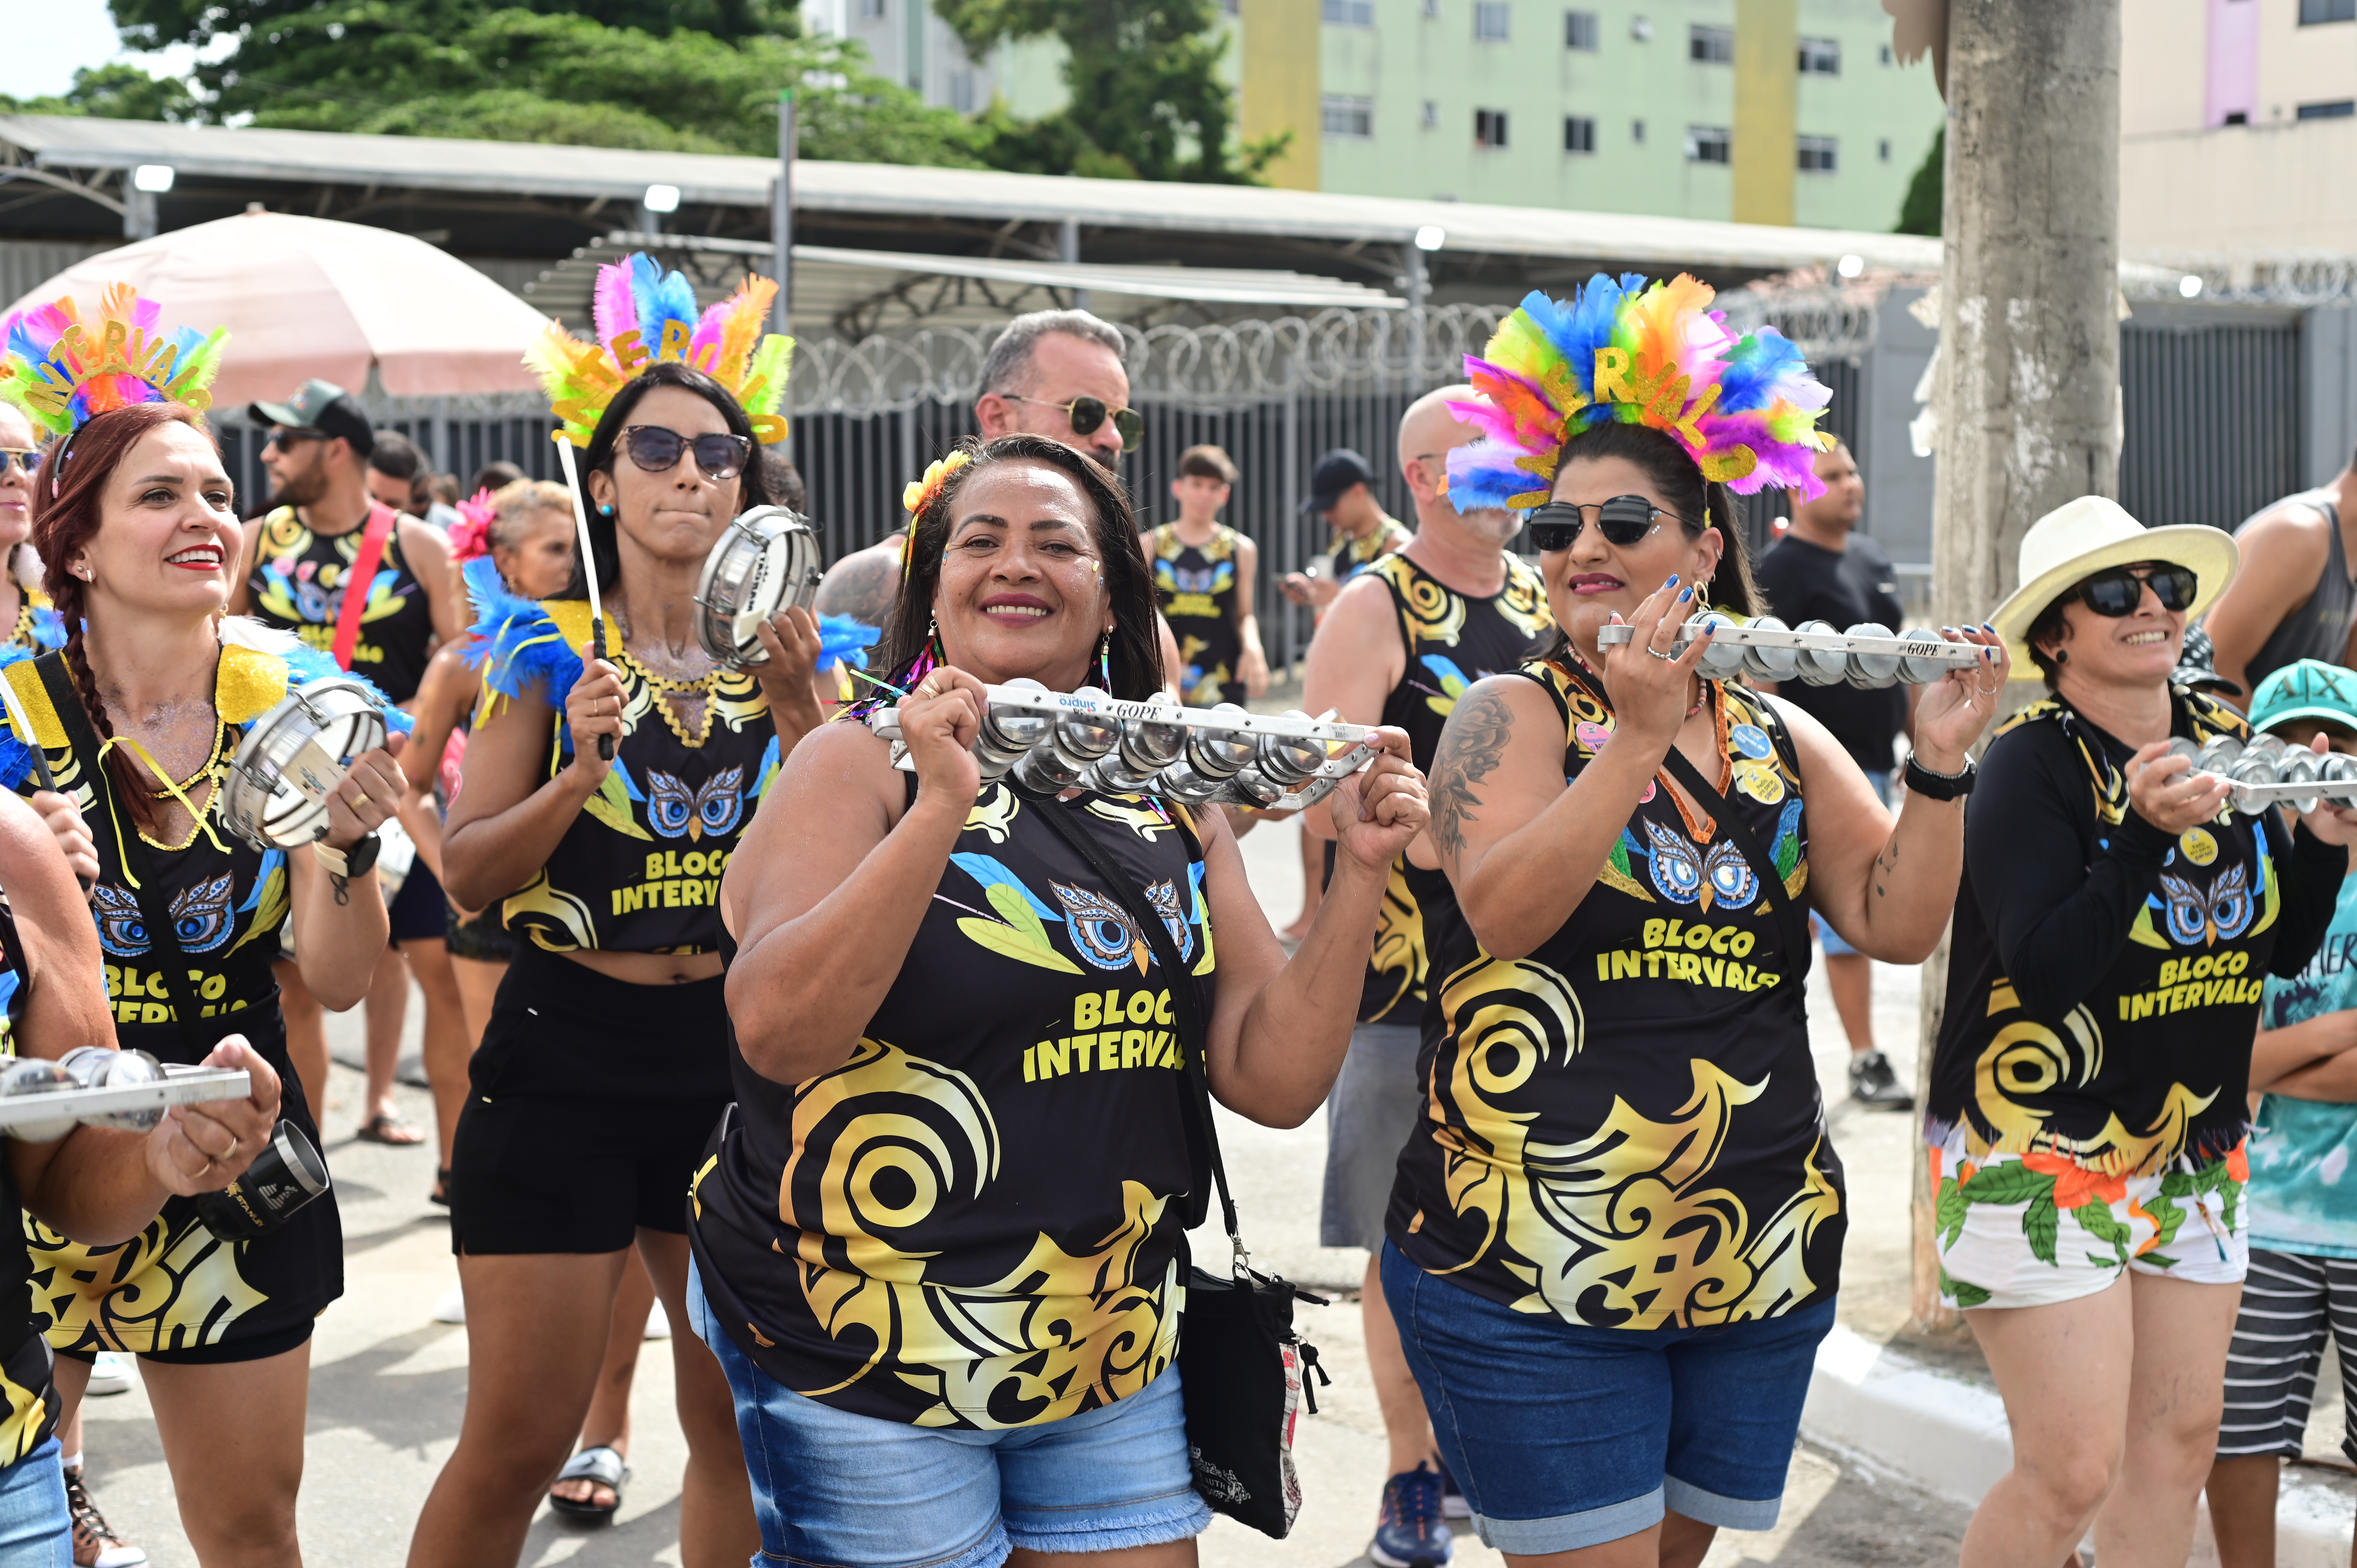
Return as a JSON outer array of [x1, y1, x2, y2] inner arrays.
[[691, 431, 1428, 1567]]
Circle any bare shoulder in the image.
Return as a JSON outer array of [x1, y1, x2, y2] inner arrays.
[[1437, 675, 1555, 767], [814, 538, 905, 625], [2234, 499, 2335, 570], [1319, 570, 1399, 645], [778, 715, 905, 812]]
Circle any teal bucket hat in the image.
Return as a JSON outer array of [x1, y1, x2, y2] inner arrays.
[[2250, 658, 2357, 734]]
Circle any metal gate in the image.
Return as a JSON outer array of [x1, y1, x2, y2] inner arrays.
[[2120, 316, 2306, 531]]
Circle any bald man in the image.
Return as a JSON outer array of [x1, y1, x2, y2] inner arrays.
[[1299, 386, 1554, 1563]]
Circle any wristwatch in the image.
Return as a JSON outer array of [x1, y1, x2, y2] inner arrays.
[[312, 832, 382, 878], [1904, 756, 1977, 802]]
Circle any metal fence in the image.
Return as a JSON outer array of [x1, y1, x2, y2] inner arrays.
[[2120, 316, 2306, 532]]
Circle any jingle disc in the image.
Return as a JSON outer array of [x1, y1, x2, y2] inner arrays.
[[1791, 621, 1849, 687], [221, 678, 390, 851], [1847, 623, 1901, 689], [693, 506, 823, 668]]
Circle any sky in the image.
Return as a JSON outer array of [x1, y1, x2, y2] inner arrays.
[[16, 0, 205, 98]]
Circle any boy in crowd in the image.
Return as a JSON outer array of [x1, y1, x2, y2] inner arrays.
[[1142, 444, 1268, 704]]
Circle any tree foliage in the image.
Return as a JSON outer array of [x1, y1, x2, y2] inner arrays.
[[0, 62, 199, 121], [1896, 127, 1943, 237], [933, 0, 1283, 182]]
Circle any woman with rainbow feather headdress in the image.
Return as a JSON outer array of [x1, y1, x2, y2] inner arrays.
[[408, 252, 820, 1566], [0, 281, 412, 1565], [1383, 274, 2013, 1566]]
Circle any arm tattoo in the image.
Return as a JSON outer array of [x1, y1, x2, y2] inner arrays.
[[1874, 839, 1896, 900], [329, 871, 350, 907], [1429, 689, 1517, 865]]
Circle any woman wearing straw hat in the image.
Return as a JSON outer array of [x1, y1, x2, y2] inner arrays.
[[1928, 496, 2357, 1568]]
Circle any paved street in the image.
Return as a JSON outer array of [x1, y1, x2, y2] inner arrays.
[[67, 813, 1982, 1567]]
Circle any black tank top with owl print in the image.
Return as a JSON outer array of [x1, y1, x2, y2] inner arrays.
[[689, 776, 1212, 1431], [247, 506, 437, 703]]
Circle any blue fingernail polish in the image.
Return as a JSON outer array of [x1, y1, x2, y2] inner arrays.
[[1982, 622, 1995, 633], [1666, 575, 1679, 587], [1679, 588, 1692, 602]]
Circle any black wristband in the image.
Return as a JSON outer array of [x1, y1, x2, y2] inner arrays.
[[1904, 756, 1977, 801]]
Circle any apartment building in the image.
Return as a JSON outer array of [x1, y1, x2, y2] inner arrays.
[[807, 0, 1942, 232], [2122, 0, 2357, 256]]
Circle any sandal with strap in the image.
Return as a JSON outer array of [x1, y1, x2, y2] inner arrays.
[[549, 1445, 627, 1523], [65, 1467, 147, 1568], [357, 1112, 426, 1146]]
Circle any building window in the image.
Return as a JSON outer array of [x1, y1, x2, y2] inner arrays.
[[2299, 0, 2355, 22], [1797, 134, 1838, 172], [1476, 108, 1510, 147], [1323, 0, 1376, 23], [2224, 110, 2249, 125], [1798, 36, 1839, 74], [1632, 117, 1646, 143], [2297, 98, 2357, 117], [1685, 124, 1731, 163], [1565, 9, 1599, 48], [1322, 95, 1376, 137], [1879, 42, 1894, 64], [1424, 0, 1440, 15], [949, 70, 977, 112], [1422, 99, 1440, 127], [1564, 115, 1597, 152], [1689, 24, 1733, 62], [1878, 137, 1892, 160], [1631, 16, 1654, 41], [1475, 2, 1511, 39], [857, 0, 885, 16]]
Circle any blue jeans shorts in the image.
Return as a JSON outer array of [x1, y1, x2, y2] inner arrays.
[[687, 1259, 1211, 1568], [1382, 1240, 1834, 1556], [0, 1437, 68, 1568], [1815, 769, 1891, 959]]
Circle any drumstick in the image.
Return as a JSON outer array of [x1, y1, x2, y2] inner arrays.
[[553, 437, 617, 763], [0, 673, 93, 897]]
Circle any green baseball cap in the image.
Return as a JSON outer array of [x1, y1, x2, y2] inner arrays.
[[247, 378, 374, 455], [2250, 658, 2357, 734]]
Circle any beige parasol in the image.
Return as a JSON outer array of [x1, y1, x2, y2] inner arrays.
[[4, 208, 550, 405]]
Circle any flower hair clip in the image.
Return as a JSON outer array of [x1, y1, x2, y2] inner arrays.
[[448, 487, 497, 564], [899, 450, 974, 580]]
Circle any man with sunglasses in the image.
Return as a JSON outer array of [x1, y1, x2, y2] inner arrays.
[[229, 378, 464, 1154], [2204, 445, 2357, 706], [1753, 440, 1915, 1109], [1300, 386, 1553, 1568], [974, 308, 1139, 473]]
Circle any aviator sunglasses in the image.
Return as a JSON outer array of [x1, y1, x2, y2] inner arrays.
[[998, 394, 1145, 453], [0, 449, 41, 477], [2072, 563, 2198, 617], [1525, 496, 1686, 552], [620, 426, 753, 481]]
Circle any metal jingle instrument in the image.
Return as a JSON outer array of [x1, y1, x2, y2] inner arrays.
[[869, 686, 1380, 812], [1595, 617, 1993, 688], [0, 1056, 251, 1141], [2161, 735, 2357, 816], [693, 505, 824, 669], [219, 676, 390, 851]]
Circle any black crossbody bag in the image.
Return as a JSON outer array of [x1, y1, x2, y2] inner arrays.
[[1030, 791, 1327, 1540]]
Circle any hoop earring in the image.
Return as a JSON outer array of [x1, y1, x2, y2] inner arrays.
[[1694, 577, 1712, 611], [1097, 629, 1113, 690]]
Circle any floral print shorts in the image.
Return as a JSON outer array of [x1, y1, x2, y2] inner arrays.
[[1928, 1134, 2249, 1310]]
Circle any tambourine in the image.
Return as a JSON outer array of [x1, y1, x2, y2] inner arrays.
[[867, 681, 1379, 812], [1595, 616, 1995, 688], [2162, 734, 2357, 817], [694, 506, 823, 668], [0, 1052, 250, 1141], [220, 677, 389, 851]]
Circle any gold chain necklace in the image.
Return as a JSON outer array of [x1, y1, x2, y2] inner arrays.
[[146, 719, 227, 799], [618, 650, 719, 749]]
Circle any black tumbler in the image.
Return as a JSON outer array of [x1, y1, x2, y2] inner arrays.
[[194, 1120, 331, 1242]]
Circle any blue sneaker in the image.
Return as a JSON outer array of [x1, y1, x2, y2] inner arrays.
[[1435, 1457, 1471, 1520], [1369, 1464, 1452, 1568]]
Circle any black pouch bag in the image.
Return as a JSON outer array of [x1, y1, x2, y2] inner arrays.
[[1031, 790, 1327, 1540]]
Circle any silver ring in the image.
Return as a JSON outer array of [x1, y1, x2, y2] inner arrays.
[[1645, 645, 1679, 662]]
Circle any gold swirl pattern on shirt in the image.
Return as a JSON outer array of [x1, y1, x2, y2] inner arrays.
[[1966, 986, 2221, 1176], [1364, 863, 1424, 1022], [28, 1213, 270, 1355], [777, 1037, 1178, 1429], [1425, 955, 1838, 1326]]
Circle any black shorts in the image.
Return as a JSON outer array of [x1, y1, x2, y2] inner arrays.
[[448, 947, 730, 1256], [388, 857, 446, 946]]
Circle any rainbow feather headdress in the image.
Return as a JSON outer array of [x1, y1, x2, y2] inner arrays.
[[527, 252, 793, 448], [0, 283, 228, 440], [1447, 273, 1835, 512]]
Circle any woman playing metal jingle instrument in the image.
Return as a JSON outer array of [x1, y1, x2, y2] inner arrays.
[[410, 254, 823, 1568], [0, 287, 407, 1567], [692, 433, 1426, 1568], [1929, 498, 2354, 1568], [1401, 275, 2010, 1568]]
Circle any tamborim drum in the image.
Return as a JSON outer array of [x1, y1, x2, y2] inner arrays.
[[220, 677, 390, 851], [694, 505, 823, 668]]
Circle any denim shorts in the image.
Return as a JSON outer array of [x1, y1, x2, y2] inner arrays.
[[0, 1437, 69, 1568], [687, 1260, 1211, 1568], [1815, 769, 1891, 959], [1381, 1241, 1834, 1556]]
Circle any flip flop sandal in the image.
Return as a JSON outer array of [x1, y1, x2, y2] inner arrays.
[[549, 1446, 627, 1523], [357, 1112, 426, 1146]]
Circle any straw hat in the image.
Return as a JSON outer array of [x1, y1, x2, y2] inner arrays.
[[1985, 497, 2239, 682]]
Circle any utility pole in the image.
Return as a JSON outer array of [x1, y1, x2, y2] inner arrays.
[[772, 89, 796, 337], [1909, 0, 2124, 1334]]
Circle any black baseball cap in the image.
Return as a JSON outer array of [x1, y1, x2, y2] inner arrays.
[[248, 378, 375, 456], [1301, 448, 1376, 514]]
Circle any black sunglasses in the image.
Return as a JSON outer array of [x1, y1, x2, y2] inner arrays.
[[262, 427, 325, 450], [620, 426, 753, 481], [1000, 393, 1145, 453], [2074, 563, 2197, 617], [1525, 496, 1684, 552], [0, 449, 40, 476]]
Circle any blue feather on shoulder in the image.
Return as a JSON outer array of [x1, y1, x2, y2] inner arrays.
[[818, 615, 881, 670], [0, 643, 37, 793], [281, 640, 414, 735], [462, 555, 586, 746]]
